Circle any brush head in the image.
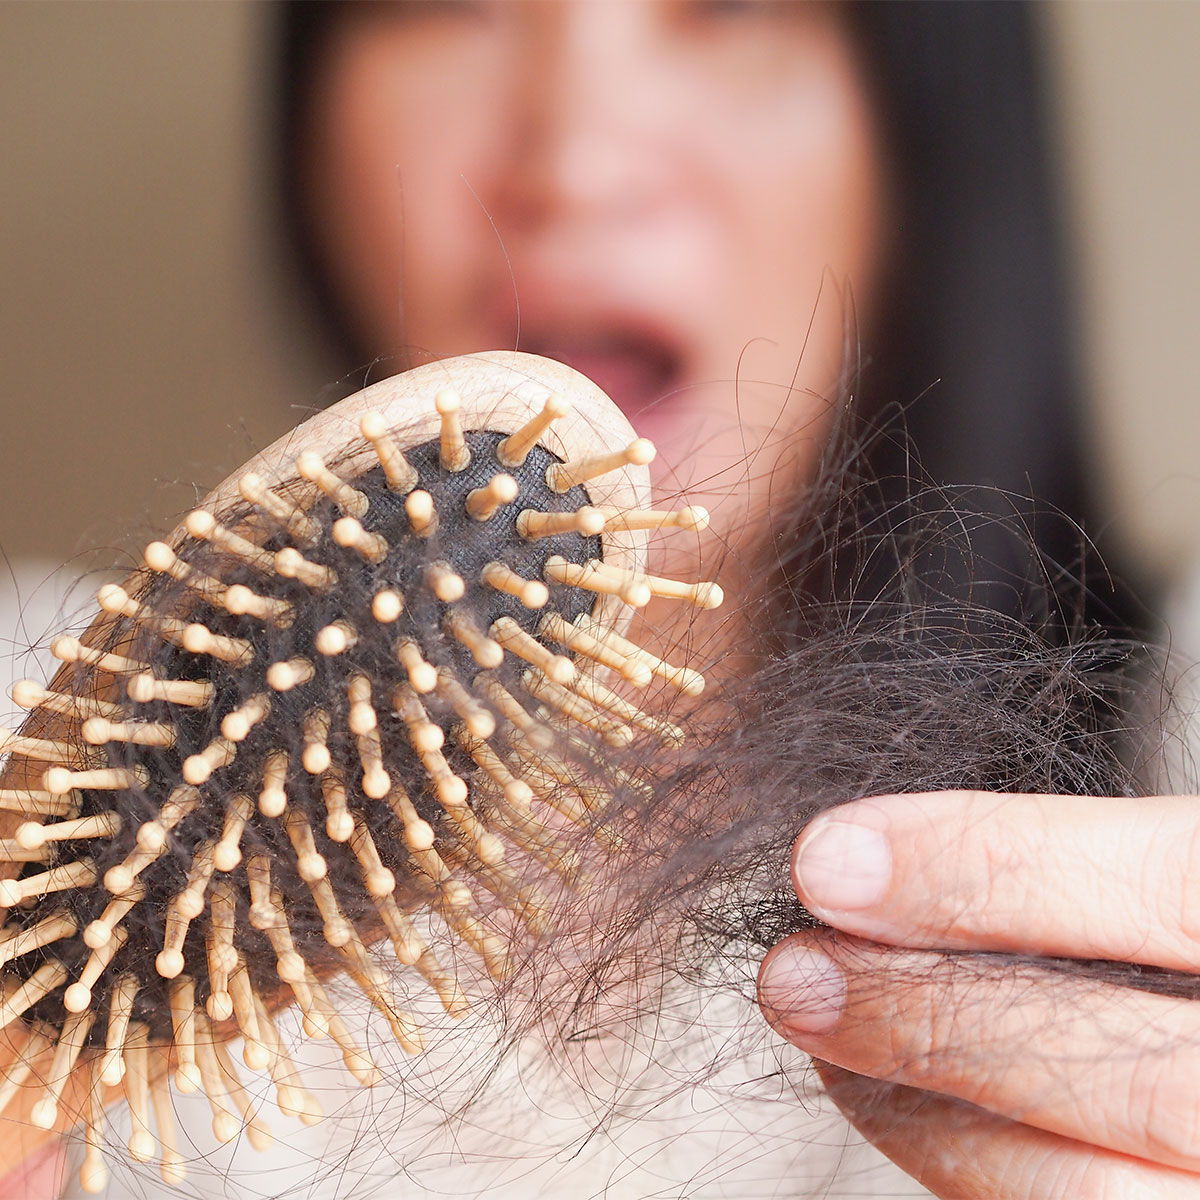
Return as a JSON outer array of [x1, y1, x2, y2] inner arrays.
[[0, 352, 719, 1191]]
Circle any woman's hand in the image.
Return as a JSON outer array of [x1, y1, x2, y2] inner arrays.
[[757, 791, 1200, 1199], [0, 1033, 75, 1199], [0, 1138, 65, 1199]]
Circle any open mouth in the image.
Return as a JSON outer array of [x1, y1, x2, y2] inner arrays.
[[520, 331, 684, 433]]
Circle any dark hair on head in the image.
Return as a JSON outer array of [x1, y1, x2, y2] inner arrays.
[[837, 2, 1144, 636], [276, 0, 364, 381], [273, 0, 1146, 636]]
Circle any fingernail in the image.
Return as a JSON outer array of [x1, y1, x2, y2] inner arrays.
[[758, 945, 845, 1035], [795, 818, 891, 911]]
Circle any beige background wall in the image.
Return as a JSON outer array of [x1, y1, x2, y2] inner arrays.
[[0, 2, 337, 572], [1045, 1, 1200, 587], [1, 2, 1198, 589]]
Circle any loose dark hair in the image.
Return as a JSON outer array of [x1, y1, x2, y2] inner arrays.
[[39, 11, 1171, 1193]]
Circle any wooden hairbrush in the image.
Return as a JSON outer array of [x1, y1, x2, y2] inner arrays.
[[0, 350, 722, 1194]]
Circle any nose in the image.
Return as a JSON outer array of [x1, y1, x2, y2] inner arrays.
[[494, 0, 679, 228]]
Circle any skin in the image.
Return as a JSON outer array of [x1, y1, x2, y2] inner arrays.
[[0, 1030, 95, 1192], [302, 0, 883, 529], [758, 793, 1200, 1197], [0, 1139, 65, 1198]]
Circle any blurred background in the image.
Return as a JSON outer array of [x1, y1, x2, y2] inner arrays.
[[1, 1, 1198, 594]]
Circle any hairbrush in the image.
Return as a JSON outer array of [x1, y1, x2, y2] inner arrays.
[[0, 350, 722, 1194]]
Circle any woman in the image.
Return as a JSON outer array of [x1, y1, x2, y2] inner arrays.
[[272, 4, 1200, 1199]]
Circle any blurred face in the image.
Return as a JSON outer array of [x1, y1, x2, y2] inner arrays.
[[304, 0, 882, 519]]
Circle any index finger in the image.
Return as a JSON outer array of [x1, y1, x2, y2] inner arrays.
[[790, 791, 1200, 971], [0, 1139, 66, 1199]]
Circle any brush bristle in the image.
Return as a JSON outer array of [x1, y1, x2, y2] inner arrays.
[[0, 354, 718, 1192]]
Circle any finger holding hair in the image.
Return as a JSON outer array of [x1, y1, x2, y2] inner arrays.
[[785, 790, 1200, 971], [756, 788, 1200, 1193], [759, 929, 1200, 1174], [814, 1062, 1200, 1200]]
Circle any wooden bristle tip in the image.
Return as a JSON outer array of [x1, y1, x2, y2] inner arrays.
[[65, 925, 129, 1011], [274, 547, 337, 591], [371, 589, 404, 623], [259, 750, 289, 817], [124, 1023, 154, 1161], [86, 886, 144, 951], [465, 473, 518, 521], [0, 859, 97, 910], [332, 516, 388, 563], [15, 810, 120, 850], [238, 471, 321, 544], [126, 673, 213, 707], [42, 765, 148, 794], [321, 767, 356, 841], [220, 693, 271, 742], [182, 735, 237, 785], [82, 716, 176, 748], [543, 556, 651, 608], [315, 620, 358, 657], [100, 973, 138, 1086], [184, 510, 274, 573], [223, 583, 294, 626], [393, 688, 446, 755], [50, 636, 147, 675], [491, 616, 574, 683], [481, 561, 550, 609], [212, 795, 252, 871], [517, 506, 605, 539], [445, 612, 504, 669], [12, 679, 122, 721], [596, 504, 710, 533], [267, 656, 315, 692], [31, 1008, 94, 1129], [397, 638, 439, 692], [435, 388, 470, 471], [144, 540, 225, 600], [168, 977, 203, 1094], [302, 708, 332, 774], [641, 570, 725, 609], [135, 786, 201, 854], [360, 412, 419, 492], [437, 670, 496, 738], [405, 489, 437, 538], [426, 560, 466, 602], [296, 450, 369, 518], [180, 622, 253, 665], [497, 393, 570, 467], [547, 437, 656, 493]]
